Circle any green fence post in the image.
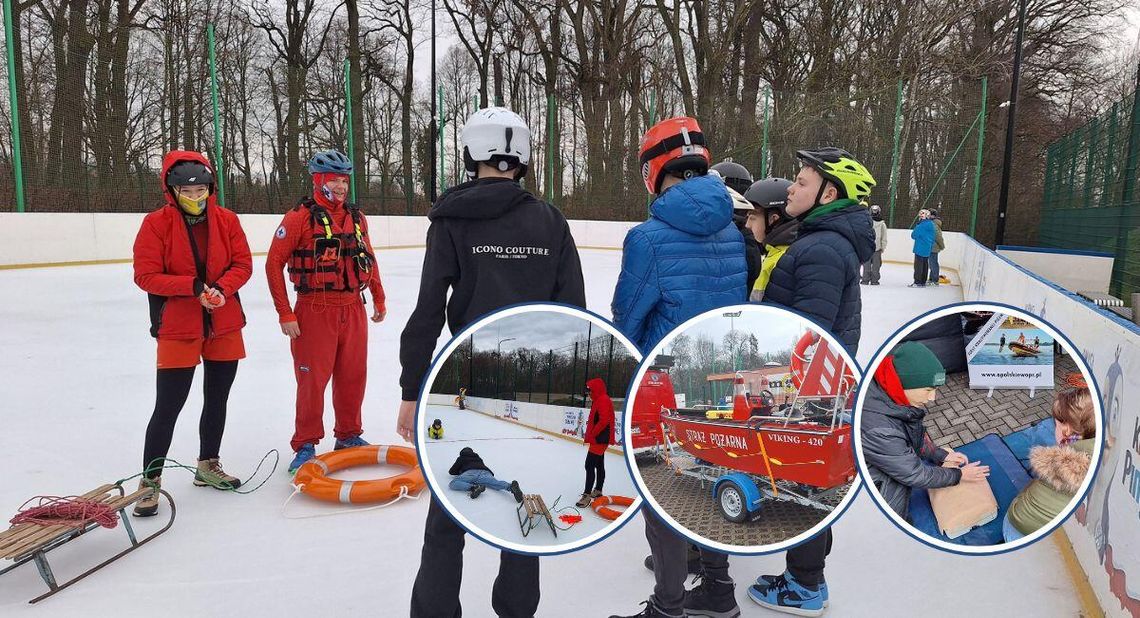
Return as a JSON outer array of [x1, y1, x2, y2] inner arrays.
[[546, 349, 553, 405], [343, 59, 357, 203], [970, 76, 987, 237], [3, 0, 24, 212], [887, 79, 905, 227], [207, 23, 226, 206], [646, 91, 657, 215], [1101, 103, 1119, 208], [760, 87, 770, 178], [546, 93, 555, 203], [1084, 117, 1099, 210]]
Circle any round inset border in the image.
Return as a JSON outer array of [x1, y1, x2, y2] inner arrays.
[[620, 303, 864, 555], [413, 302, 644, 556], [851, 301, 1105, 556]]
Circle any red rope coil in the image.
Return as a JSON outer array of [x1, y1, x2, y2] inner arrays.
[[10, 496, 120, 529]]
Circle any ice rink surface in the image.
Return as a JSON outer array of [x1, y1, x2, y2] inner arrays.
[[420, 404, 636, 548], [0, 248, 1081, 616]]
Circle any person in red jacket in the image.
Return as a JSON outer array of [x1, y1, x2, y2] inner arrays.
[[577, 377, 615, 508], [265, 150, 387, 473], [131, 151, 253, 517]]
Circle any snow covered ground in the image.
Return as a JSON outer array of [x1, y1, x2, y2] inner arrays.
[[0, 248, 1083, 616], [420, 403, 636, 551]]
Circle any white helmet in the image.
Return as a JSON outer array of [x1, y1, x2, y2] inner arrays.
[[461, 107, 531, 179]]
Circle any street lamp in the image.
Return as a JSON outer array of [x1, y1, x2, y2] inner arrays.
[[495, 337, 516, 398]]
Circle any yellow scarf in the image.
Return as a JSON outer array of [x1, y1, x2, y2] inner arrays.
[[754, 244, 791, 294]]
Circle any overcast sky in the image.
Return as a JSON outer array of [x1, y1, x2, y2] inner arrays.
[[470, 311, 600, 353], [665, 310, 808, 355]]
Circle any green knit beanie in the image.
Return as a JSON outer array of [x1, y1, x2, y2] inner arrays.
[[892, 341, 946, 389]]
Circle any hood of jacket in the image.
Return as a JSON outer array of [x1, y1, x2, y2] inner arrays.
[[586, 378, 609, 400], [799, 202, 876, 264], [650, 174, 734, 236], [1029, 439, 1093, 494], [160, 150, 217, 210], [429, 177, 533, 221]]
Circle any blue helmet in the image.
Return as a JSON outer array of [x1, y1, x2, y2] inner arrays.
[[308, 150, 353, 174]]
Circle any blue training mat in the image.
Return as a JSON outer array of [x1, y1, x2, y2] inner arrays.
[[908, 433, 1032, 545], [1001, 418, 1056, 472]]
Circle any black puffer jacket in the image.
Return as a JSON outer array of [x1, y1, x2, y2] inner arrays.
[[733, 214, 763, 292], [448, 447, 493, 476], [763, 201, 875, 356], [860, 381, 962, 520]]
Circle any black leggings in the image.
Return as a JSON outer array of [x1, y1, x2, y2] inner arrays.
[[584, 451, 606, 494], [142, 360, 238, 478]]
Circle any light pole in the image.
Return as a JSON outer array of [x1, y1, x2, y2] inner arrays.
[[496, 337, 516, 398], [994, 0, 1028, 246]]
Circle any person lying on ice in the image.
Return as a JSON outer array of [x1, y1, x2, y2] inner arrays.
[[131, 151, 253, 517], [577, 377, 615, 508], [860, 341, 990, 522], [611, 116, 746, 618], [447, 447, 525, 501], [748, 148, 874, 617], [265, 150, 387, 473], [394, 106, 585, 618]]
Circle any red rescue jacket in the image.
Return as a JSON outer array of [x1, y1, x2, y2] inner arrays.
[[585, 378, 615, 455], [133, 151, 253, 340]]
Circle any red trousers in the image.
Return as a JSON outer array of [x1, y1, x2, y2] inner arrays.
[[290, 298, 367, 451]]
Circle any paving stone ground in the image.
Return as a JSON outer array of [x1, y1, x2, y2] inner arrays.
[[637, 457, 851, 547], [923, 353, 1079, 449]]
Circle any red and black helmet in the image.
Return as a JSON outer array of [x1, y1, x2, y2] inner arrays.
[[638, 117, 711, 194]]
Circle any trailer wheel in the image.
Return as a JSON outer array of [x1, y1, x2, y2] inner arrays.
[[717, 481, 748, 523]]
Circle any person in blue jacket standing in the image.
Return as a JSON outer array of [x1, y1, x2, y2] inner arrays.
[[612, 117, 747, 352], [610, 116, 747, 618], [910, 209, 936, 288]]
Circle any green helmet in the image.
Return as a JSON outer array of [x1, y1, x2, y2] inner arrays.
[[795, 147, 876, 201]]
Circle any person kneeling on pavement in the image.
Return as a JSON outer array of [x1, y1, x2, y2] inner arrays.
[[860, 341, 991, 521], [448, 447, 524, 502]]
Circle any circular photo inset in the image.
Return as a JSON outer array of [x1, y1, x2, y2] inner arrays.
[[624, 304, 862, 553], [853, 303, 1104, 554], [415, 304, 642, 554]]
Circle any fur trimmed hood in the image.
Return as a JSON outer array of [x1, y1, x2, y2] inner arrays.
[[1028, 442, 1092, 494]]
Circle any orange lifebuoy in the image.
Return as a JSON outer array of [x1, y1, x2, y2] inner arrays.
[[790, 331, 818, 389], [293, 445, 425, 504], [591, 495, 635, 521]]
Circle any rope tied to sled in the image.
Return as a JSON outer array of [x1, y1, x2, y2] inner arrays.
[[10, 496, 120, 530]]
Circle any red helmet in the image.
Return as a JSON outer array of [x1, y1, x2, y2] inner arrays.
[[638, 117, 711, 194]]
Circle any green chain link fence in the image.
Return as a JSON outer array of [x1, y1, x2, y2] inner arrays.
[[1039, 87, 1140, 299]]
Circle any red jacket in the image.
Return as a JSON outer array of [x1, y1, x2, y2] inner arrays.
[[133, 151, 253, 340], [584, 378, 615, 455]]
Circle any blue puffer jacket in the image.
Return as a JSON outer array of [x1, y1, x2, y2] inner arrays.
[[911, 219, 935, 258], [763, 201, 875, 356], [612, 174, 747, 352]]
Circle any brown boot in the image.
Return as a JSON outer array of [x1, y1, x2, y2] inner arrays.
[[193, 458, 242, 490], [590, 489, 604, 499], [132, 478, 161, 517], [575, 492, 593, 508]]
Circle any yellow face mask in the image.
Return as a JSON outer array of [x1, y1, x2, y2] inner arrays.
[[175, 190, 208, 216]]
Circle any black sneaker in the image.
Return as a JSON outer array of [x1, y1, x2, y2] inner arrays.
[[610, 600, 684, 618], [683, 574, 741, 618], [509, 480, 524, 503], [469, 484, 486, 499]]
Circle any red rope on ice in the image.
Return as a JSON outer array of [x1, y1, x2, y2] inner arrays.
[[9, 496, 120, 530]]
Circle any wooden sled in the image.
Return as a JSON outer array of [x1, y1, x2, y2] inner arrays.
[[0, 483, 176, 603], [516, 494, 557, 538]]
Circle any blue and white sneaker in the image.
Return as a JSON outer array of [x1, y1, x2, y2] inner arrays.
[[748, 572, 825, 616], [289, 443, 316, 474], [755, 572, 828, 607], [334, 434, 370, 450]]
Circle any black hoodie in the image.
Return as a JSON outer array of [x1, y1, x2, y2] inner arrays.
[[399, 177, 587, 400], [449, 447, 493, 476]]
